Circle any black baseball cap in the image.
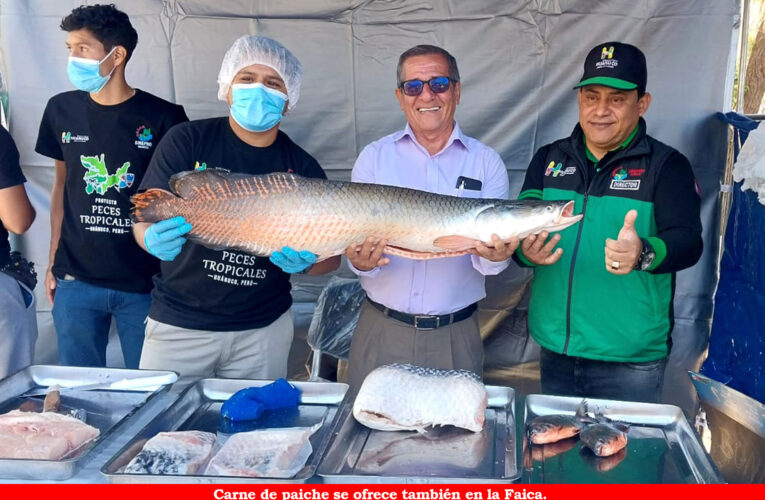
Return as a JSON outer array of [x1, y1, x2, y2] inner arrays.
[[574, 41, 647, 94]]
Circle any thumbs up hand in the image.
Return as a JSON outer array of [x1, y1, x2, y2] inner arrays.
[[604, 210, 642, 275]]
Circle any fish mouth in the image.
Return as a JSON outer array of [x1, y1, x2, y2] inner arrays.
[[547, 201, 583, 231]]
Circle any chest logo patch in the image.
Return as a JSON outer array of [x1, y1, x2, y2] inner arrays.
[[81, 154, 134, 195], [135, 125, 153, 150], [545, 161, 576, 177], [610, 166, 640, 190], [61, 131, 89, 144]]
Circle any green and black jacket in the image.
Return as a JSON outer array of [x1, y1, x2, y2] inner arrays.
[[516, 118, 702, 362]]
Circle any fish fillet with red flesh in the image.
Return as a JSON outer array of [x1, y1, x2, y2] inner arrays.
[[0, 410, 99, 460]]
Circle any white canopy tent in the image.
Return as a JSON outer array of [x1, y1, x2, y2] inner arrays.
[[0, 0, 741, 414]]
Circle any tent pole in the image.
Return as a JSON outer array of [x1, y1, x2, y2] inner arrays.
[[718, 0, 751, 267], [718, 126, 736, 264], [737, 0, 750, 114]]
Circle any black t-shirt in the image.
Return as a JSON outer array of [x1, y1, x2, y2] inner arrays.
[[0, 127, 27, 268], [139, 117, 327, 331], [35, 89, 188, 293]]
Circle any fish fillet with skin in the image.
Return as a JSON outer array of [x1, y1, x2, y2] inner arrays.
[[131, 169, 582, 261], [353, 364, 488, 433], [204, 426, 319, 478], [0, 410, 100, 460], [124, 430, 216, 475]]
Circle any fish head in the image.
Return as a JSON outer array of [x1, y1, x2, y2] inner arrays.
[[533, 200, 583, 233], [580, 423, 629, 457], [526, 414, 582, 444], [527, 419, 557, 439], [474, 200, 583, 241]]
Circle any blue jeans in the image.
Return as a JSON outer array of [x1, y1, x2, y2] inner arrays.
[[52, 278, 151, 368], [0, 273, 37, 378], [540, 347, 667, 403]]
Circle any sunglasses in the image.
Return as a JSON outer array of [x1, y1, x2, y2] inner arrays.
[[399, 76, 454, 96]]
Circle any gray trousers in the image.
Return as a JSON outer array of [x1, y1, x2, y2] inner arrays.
[[347, 300, 483, 396], [0, 272, 37, 378], [139, 310, 293, 380]]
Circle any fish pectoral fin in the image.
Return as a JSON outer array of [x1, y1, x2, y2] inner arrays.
[[433, 235, 477, 251], [383, 245, 470, 260]]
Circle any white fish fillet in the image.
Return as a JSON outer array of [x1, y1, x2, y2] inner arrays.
[[204, 426, 319, 478], [0, 409, 100, 460], [353, 364, 488, 433], [124, 430, 216, 475], [355, 426, 489, 475]]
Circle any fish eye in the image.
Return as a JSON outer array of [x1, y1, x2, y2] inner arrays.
[[545, 205, 553, 212]]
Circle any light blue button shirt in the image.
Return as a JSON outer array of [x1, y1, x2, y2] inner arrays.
[[349, 122, 510, 315]]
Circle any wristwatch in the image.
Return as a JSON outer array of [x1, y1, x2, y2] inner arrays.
[[635, 238, 656, 271]]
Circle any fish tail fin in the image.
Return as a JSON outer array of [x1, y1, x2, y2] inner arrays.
[[577, 398, 598, 424], [576, 399, 588, 418], [131, 189, 180, 223]]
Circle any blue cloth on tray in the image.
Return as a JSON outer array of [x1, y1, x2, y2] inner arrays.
[[220, 378, 302, 422]]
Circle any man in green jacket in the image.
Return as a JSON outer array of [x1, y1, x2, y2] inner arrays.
[[516, 41, 703, 403]]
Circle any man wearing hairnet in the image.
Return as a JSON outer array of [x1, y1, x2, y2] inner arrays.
[[133, 35, 340, 379]]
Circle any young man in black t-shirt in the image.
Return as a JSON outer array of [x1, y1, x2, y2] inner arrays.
[[35, 5, 188, 369], [134, 35, 340, 379], [0, 126, 37, 378]]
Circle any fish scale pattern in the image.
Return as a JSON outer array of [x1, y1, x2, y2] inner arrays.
[[353, 363, 488, 433], [132, 170, 578, 260]]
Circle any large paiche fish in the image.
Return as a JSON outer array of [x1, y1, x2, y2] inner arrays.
[[353, 364, 488, 433], [131, 169, 582, 260]]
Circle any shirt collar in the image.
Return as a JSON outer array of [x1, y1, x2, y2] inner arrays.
[[395, 121, 470, 154]]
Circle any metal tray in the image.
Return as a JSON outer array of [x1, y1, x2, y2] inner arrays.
[[318, 385, 518, 483], [689, 371, 765, 483], [101, 378, 348, 483], [522, 394, 724, 484], [0, 365, 178, 480]]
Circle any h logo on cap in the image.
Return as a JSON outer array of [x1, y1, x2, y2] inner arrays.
[[601, 46, 615, 59]]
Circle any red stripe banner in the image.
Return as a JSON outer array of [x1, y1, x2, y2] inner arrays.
[[0, 484, 761, 500]]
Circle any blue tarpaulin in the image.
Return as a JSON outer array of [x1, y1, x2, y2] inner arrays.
[[702, 113, 763, 404]]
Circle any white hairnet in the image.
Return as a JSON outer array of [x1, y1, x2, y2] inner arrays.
[[217, 35, 302, 109]]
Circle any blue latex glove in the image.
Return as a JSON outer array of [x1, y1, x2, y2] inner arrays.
[[269, 246, 317, 274], [144, 216, 192, 261], [220, 378, 301, 422]]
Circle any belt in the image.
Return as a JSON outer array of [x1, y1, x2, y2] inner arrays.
[[367, 298, 477, 330]]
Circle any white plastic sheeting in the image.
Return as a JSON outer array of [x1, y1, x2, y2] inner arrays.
[[0, 0, 739, 412], [734, 126, 765, 204]]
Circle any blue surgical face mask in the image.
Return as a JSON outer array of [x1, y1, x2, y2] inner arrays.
[[230, 83, 288, 132], [67, 47, 117, 93]]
